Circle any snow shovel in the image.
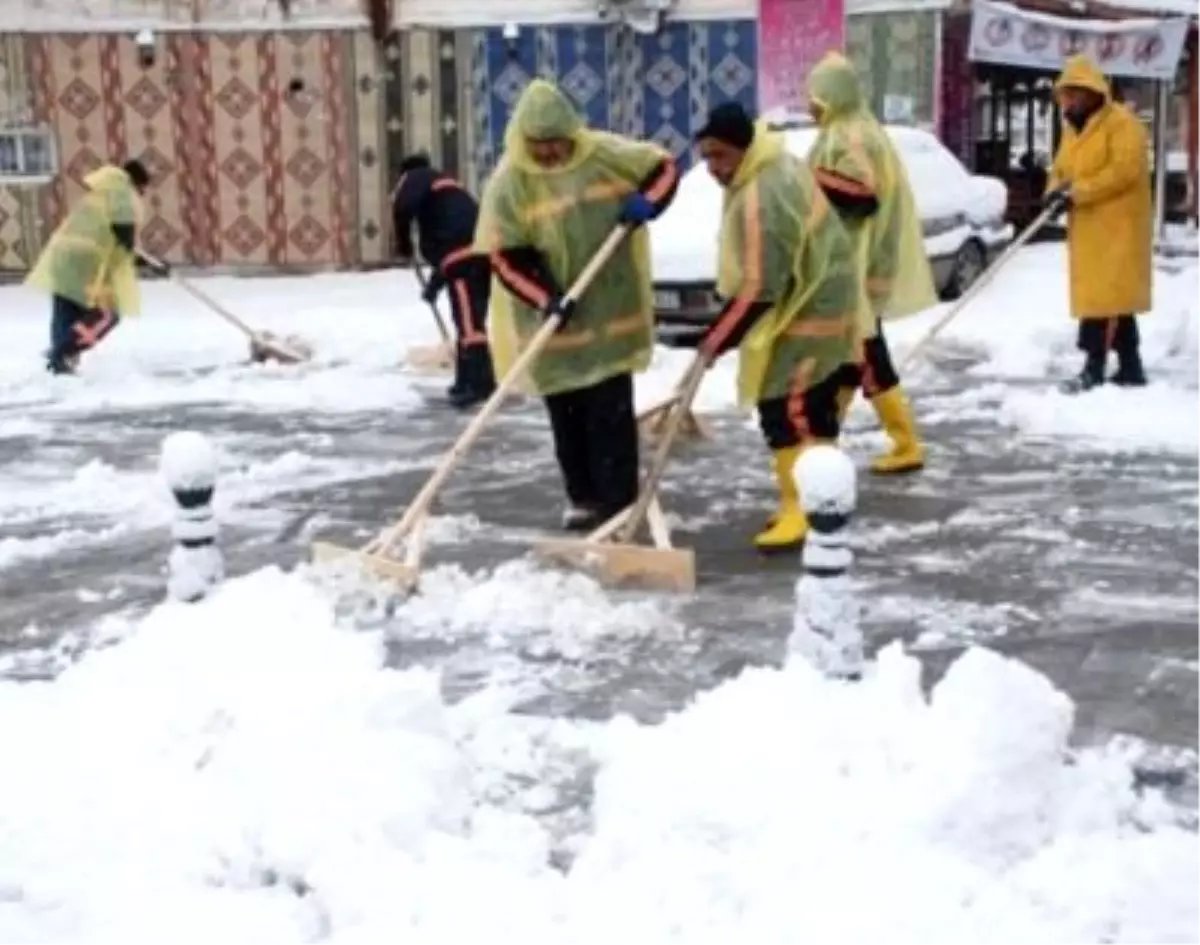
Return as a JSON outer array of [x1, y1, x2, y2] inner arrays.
[[310, 225, 633, 591], [145, 253, 312, 365], [404, 261, 456, 374], [533, 352, 708, 593], [898, 203, 1058, 372]]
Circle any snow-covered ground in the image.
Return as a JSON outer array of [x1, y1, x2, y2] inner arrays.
[[0, 243, 1197, 942]]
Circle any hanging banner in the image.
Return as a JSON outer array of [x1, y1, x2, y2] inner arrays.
[[968, 0, 1190, 81], [758, 0, 846, 114]]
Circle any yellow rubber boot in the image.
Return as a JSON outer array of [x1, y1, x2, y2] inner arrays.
[[754, 446, 809, 552], [869, 386, 925, 474]]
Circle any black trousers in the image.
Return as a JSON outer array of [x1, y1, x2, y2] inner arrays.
[[1077, 315, 1139, 365], [838, 319, 899, 398], [48, 294, 120, 374], [543, 371, 639, 515], [446, 261, 496, 393], [757, 369, 842, 450]]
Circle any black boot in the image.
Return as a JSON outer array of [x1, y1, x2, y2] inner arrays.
[[1059, 353, 1106, 395], [447, 347, 496, 409], [1112, 349, 1147, 387]]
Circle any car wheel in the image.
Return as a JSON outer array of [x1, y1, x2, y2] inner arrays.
[[947, 239, 986, 300]]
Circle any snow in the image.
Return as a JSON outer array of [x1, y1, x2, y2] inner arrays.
[[1, 237, 1197, 940], [1, 241, 1194, 573], [0, 566, 1195, 942], [160, 431, 218, 492]]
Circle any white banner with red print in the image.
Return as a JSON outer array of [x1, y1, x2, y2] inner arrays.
[[968, 0, 1190, 81]]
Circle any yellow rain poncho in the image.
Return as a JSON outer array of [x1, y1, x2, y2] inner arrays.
[[806, 52, 935, 339], [474, 79, 666, 397], [717, 122, 860, 407], [26, 164, 144, 317], [1047, 55, 1152, 320]]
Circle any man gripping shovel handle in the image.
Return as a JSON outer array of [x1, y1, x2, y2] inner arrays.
[[309, 225, 632, 590]]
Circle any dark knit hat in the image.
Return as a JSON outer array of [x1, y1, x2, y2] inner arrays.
[[399, 152, 432, 173], [122, 159, 150, 188], [694, 102, 755, 150]]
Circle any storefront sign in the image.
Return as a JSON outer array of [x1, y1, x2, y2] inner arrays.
[[758, 0, 846, 113], [968, 0, 1191, 81]]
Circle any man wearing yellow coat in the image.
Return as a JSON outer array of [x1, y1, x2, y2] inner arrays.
[[692, 102, 860, 552], [475, 80, 679, 532], [26, 159, 165, 375], [1044, 54, 1153, 393], [805, 51, 937, 475]]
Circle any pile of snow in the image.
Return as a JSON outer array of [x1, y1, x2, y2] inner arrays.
[[0, 565, 1194, 942]]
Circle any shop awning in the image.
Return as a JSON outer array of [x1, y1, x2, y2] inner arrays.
[[968, 0, 1191, 80]]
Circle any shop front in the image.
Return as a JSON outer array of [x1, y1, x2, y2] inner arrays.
[[947, 0, 1194, 231]]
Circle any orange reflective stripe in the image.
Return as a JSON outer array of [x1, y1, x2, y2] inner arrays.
[[453, 278, 488, 345], [492, 251, 550, 310], [73, 310, 114, 348], [440, 245, 475, 274], [643, 159, 678, 204], [786, 357, 816, 437], [785, 315, 850, 338], [815, 166, 875, 199], [705, 182, 764, 354]]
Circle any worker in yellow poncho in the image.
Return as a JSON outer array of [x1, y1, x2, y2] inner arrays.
[[806, 51, 937, 475], [26, 159, 166, 375], [474, 79, 679, 532], [693, 103, 859, 552], [1044, 54, 1153, 394]]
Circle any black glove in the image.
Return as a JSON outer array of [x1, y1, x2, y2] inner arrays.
[[420, 276, 442, 305], [136, 250, 170, 276], [542, 293, 577, 328], [1043, 185, 1072, 217]]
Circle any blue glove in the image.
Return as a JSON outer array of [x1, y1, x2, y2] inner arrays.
[[618, 192, 656, 227]]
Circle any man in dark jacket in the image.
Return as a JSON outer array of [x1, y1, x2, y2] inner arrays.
[[392, 153, 496, 408]]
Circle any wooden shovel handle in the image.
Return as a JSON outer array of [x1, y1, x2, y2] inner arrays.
[[616, 352, 708, 544], [413, 256, 454, 346], [372, 225, 631, 556], [899, 204, 1057, 372]]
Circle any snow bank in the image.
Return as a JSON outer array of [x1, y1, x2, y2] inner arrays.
[[0, 566, 1194, 943]]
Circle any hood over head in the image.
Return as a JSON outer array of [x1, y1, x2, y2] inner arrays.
[[806, 51, 866, 123]]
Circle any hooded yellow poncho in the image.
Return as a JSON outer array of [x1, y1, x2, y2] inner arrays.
[[716, 122, 860, 407], [26, 164, 144, 317], [806, 52, 935, 337], [474, 80, 667, 397], [1048, 55, 1152, 320]]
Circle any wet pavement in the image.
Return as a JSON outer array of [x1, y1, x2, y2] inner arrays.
[[1, 355, 1196, 777]]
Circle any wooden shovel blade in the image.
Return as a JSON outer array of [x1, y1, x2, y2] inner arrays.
[[532, 537, 696, 593], [251, 333, 311, 364], [310, 540, 420, 591], [404, 343, 454, 372]]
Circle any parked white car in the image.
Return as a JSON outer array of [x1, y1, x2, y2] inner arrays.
[[650, 119, 1013, 344]]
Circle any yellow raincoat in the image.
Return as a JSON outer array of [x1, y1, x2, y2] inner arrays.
[[474, 80, 666, 397], [1047, 55, 1152, 320], [26, 164, 144, 317], [717, 122, 860, 408], [805, 51, 935, 340]]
